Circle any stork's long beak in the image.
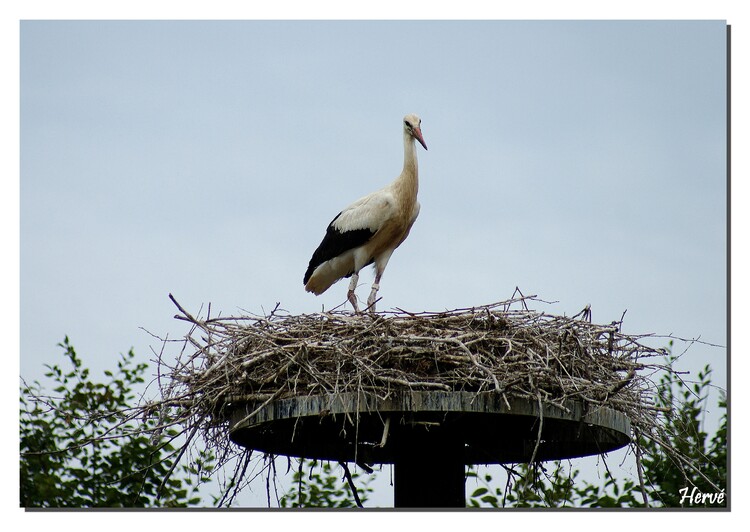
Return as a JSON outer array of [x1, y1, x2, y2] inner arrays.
[[414, 128, 428, 150]]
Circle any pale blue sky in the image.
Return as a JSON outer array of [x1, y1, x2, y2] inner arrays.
[[20, 20, 727, 507]]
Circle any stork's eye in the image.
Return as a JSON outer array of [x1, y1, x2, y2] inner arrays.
[[404, 120, 411, 128]]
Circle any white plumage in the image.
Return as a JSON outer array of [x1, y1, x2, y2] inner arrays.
[[303, 114, 427, 312]]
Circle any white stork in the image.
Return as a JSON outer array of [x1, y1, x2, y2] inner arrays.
[[303, 114, 428, 313]]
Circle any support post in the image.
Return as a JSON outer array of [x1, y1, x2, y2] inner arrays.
[[392, 426, 465, 508]]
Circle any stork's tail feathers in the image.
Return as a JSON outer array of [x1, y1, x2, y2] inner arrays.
[[304, 254, 356, 295], [304, 271, 331, 295]]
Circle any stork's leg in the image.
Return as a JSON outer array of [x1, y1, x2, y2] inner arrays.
[[366, 274, 382, 314], [367, 253, 392, 314], [347, 273, 360, 313]]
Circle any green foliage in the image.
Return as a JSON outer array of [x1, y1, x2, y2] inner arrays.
[[279, 459, 374, 508], [467, 465, 571, 508], [465, 450, 648, 508], [631, 343, 726, 508], [20, 337, 215, 508]]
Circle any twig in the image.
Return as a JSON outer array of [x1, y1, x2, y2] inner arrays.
[[340, 462, 364, 508]]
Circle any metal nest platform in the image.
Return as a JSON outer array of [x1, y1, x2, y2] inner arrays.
[[228, 390, 631, 465]]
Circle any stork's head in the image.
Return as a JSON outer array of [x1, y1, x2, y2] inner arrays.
[[403, 114, 427, 150]]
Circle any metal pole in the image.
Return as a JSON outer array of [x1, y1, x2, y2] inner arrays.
[[393, 426, 465, 508]]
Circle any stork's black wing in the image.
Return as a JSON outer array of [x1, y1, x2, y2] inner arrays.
[[303, 212, 376, 285]]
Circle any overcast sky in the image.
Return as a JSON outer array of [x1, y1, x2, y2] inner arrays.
[[19, 20, 727, 507]]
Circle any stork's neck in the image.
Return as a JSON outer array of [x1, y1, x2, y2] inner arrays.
[[402, 131, 419, 176], [396, 132, 419, 203]]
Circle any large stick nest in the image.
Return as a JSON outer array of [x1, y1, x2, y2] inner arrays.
[[159, 295, 671, 450]]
